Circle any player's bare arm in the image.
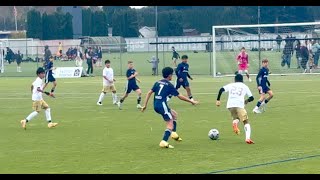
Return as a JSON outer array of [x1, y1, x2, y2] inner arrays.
[[177, 94, 198, 105], [141, 90, 154, 112]]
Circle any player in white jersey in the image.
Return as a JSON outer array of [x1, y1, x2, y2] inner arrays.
[[97, 60, 119, 106], [216, 74, 255, 144], [20, 67, 58, 130]]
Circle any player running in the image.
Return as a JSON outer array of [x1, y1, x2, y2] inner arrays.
[[97, 60, 119, 106], [20, 67, 58, 129], [118, 60, 142, 110], [253, 58, 274, 114], [141, 67, 198, 149], [216, 74, 255, 144]]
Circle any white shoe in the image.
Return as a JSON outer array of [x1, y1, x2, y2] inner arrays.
[[249, 78, 252, 82], [97, 102, 102, 106], [117, 102, 122, 110], [137, 104, 142, 109], [253, 108, 262, 114], [113, 101, 117, 105]]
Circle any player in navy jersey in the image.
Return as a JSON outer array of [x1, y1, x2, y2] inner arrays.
[[168, 55, 194, 101], [141, 67, 198, 149], [118, 60, 142, 110], [43, 56, 56, 98], [253, 59, 274, 113]]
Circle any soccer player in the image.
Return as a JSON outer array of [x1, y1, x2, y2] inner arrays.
[[42, 56, 57, 98], [168, 55, 194, 101], [20, 67, 58, 129], [236, 47, 252, 82], [253, 58, 274, 114], [118, 61, 142, 110], [171, 46, 180, 67], [97, 60, 118, 106], [141, 67, 199, 148], [216, 74, 255, 144]]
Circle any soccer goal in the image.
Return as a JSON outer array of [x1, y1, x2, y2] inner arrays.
[[212, 22, 320, 77], [0, 42, 4, 73]]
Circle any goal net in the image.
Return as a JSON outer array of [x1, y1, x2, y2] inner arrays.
[[0, 42, 4, 73], [212, 22, 320, 77]]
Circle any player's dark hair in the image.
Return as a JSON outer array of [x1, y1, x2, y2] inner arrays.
[[241, 47, 245, 50], [128, 60, 133, 64], [105, 60, 110, 64], [36, 67, 45, 75], [181, 55, 188, 59], [235, 74, 243, 82], [162, 67, 174, 78]]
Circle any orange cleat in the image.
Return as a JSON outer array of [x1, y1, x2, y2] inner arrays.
[[245, 139, 255, 144], [233, 123, 240, 135]]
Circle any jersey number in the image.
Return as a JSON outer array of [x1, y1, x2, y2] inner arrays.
[[158, 84, 164, 95], [230, 86, 243, 96]]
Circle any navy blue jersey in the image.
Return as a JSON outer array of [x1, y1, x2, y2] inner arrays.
[[152, 79, 179, 107], [126, 68, 137, 85], [175, 62, 189, 80], [256, 67, 269, 87], [172, 50, 180, 59], [46, 61, 53, 76]]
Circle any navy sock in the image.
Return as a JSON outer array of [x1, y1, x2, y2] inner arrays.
[[189, 95, 193, 99], [265, 99, 269, 104], [120, 99, 124, 103], [256, 101, 262, 107], [137, 96, 141, 104], [173, 121, 177, 132], [51, 88, 55, 93], [162, 129, 172, 142]]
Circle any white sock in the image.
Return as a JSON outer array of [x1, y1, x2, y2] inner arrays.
[[98, 93, 105, 103], [244, 124, 251, 140], [26, 111, 39, 122], [232, 119, 239, 125], [112, 93, 117, 102], [45, 108, 52, 122]]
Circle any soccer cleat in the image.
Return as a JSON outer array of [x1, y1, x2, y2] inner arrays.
[[245, 139, 255, 144], [20, 119, 27, 130], [48, 122, 58, 128], [97, 102, 102, 106], [171, 132, 182, 142], [253, 107, 262, 114], [232, 123, 240, 135], [113, 101, 118, 105], [117, 102, 122, 110], [136, 104, 143, 109], [248, 78, 252, 82], [159, 140, 174, 149]]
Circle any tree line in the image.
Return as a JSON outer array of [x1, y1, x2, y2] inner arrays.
[[25, 6, 320, 40]]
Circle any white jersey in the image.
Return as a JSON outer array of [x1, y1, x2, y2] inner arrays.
[[103, 67, 114, 86], [223, 82, 253, 109], [32, 77, 43, 101]]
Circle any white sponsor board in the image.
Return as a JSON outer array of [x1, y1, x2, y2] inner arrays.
[[52, 67, 83, 78]]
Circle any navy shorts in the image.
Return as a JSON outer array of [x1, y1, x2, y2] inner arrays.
[[175, 79, 189, 89], [125, 83, 140, 94], [45, 73, 56, 83], [154, 103, 173, 121], [259, 86, 270, 94]]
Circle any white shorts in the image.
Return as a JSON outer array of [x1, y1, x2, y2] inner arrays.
[[238, 70, 248, 74]]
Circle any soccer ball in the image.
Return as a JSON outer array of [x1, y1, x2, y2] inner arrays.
[[208, 129, 219, 140]]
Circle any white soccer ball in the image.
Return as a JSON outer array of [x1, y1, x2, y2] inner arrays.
[[208, 129, 219, 140]]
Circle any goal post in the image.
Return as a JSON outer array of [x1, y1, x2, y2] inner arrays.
[[212, 21, 320, 77], [0, 42, 4, 73]]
